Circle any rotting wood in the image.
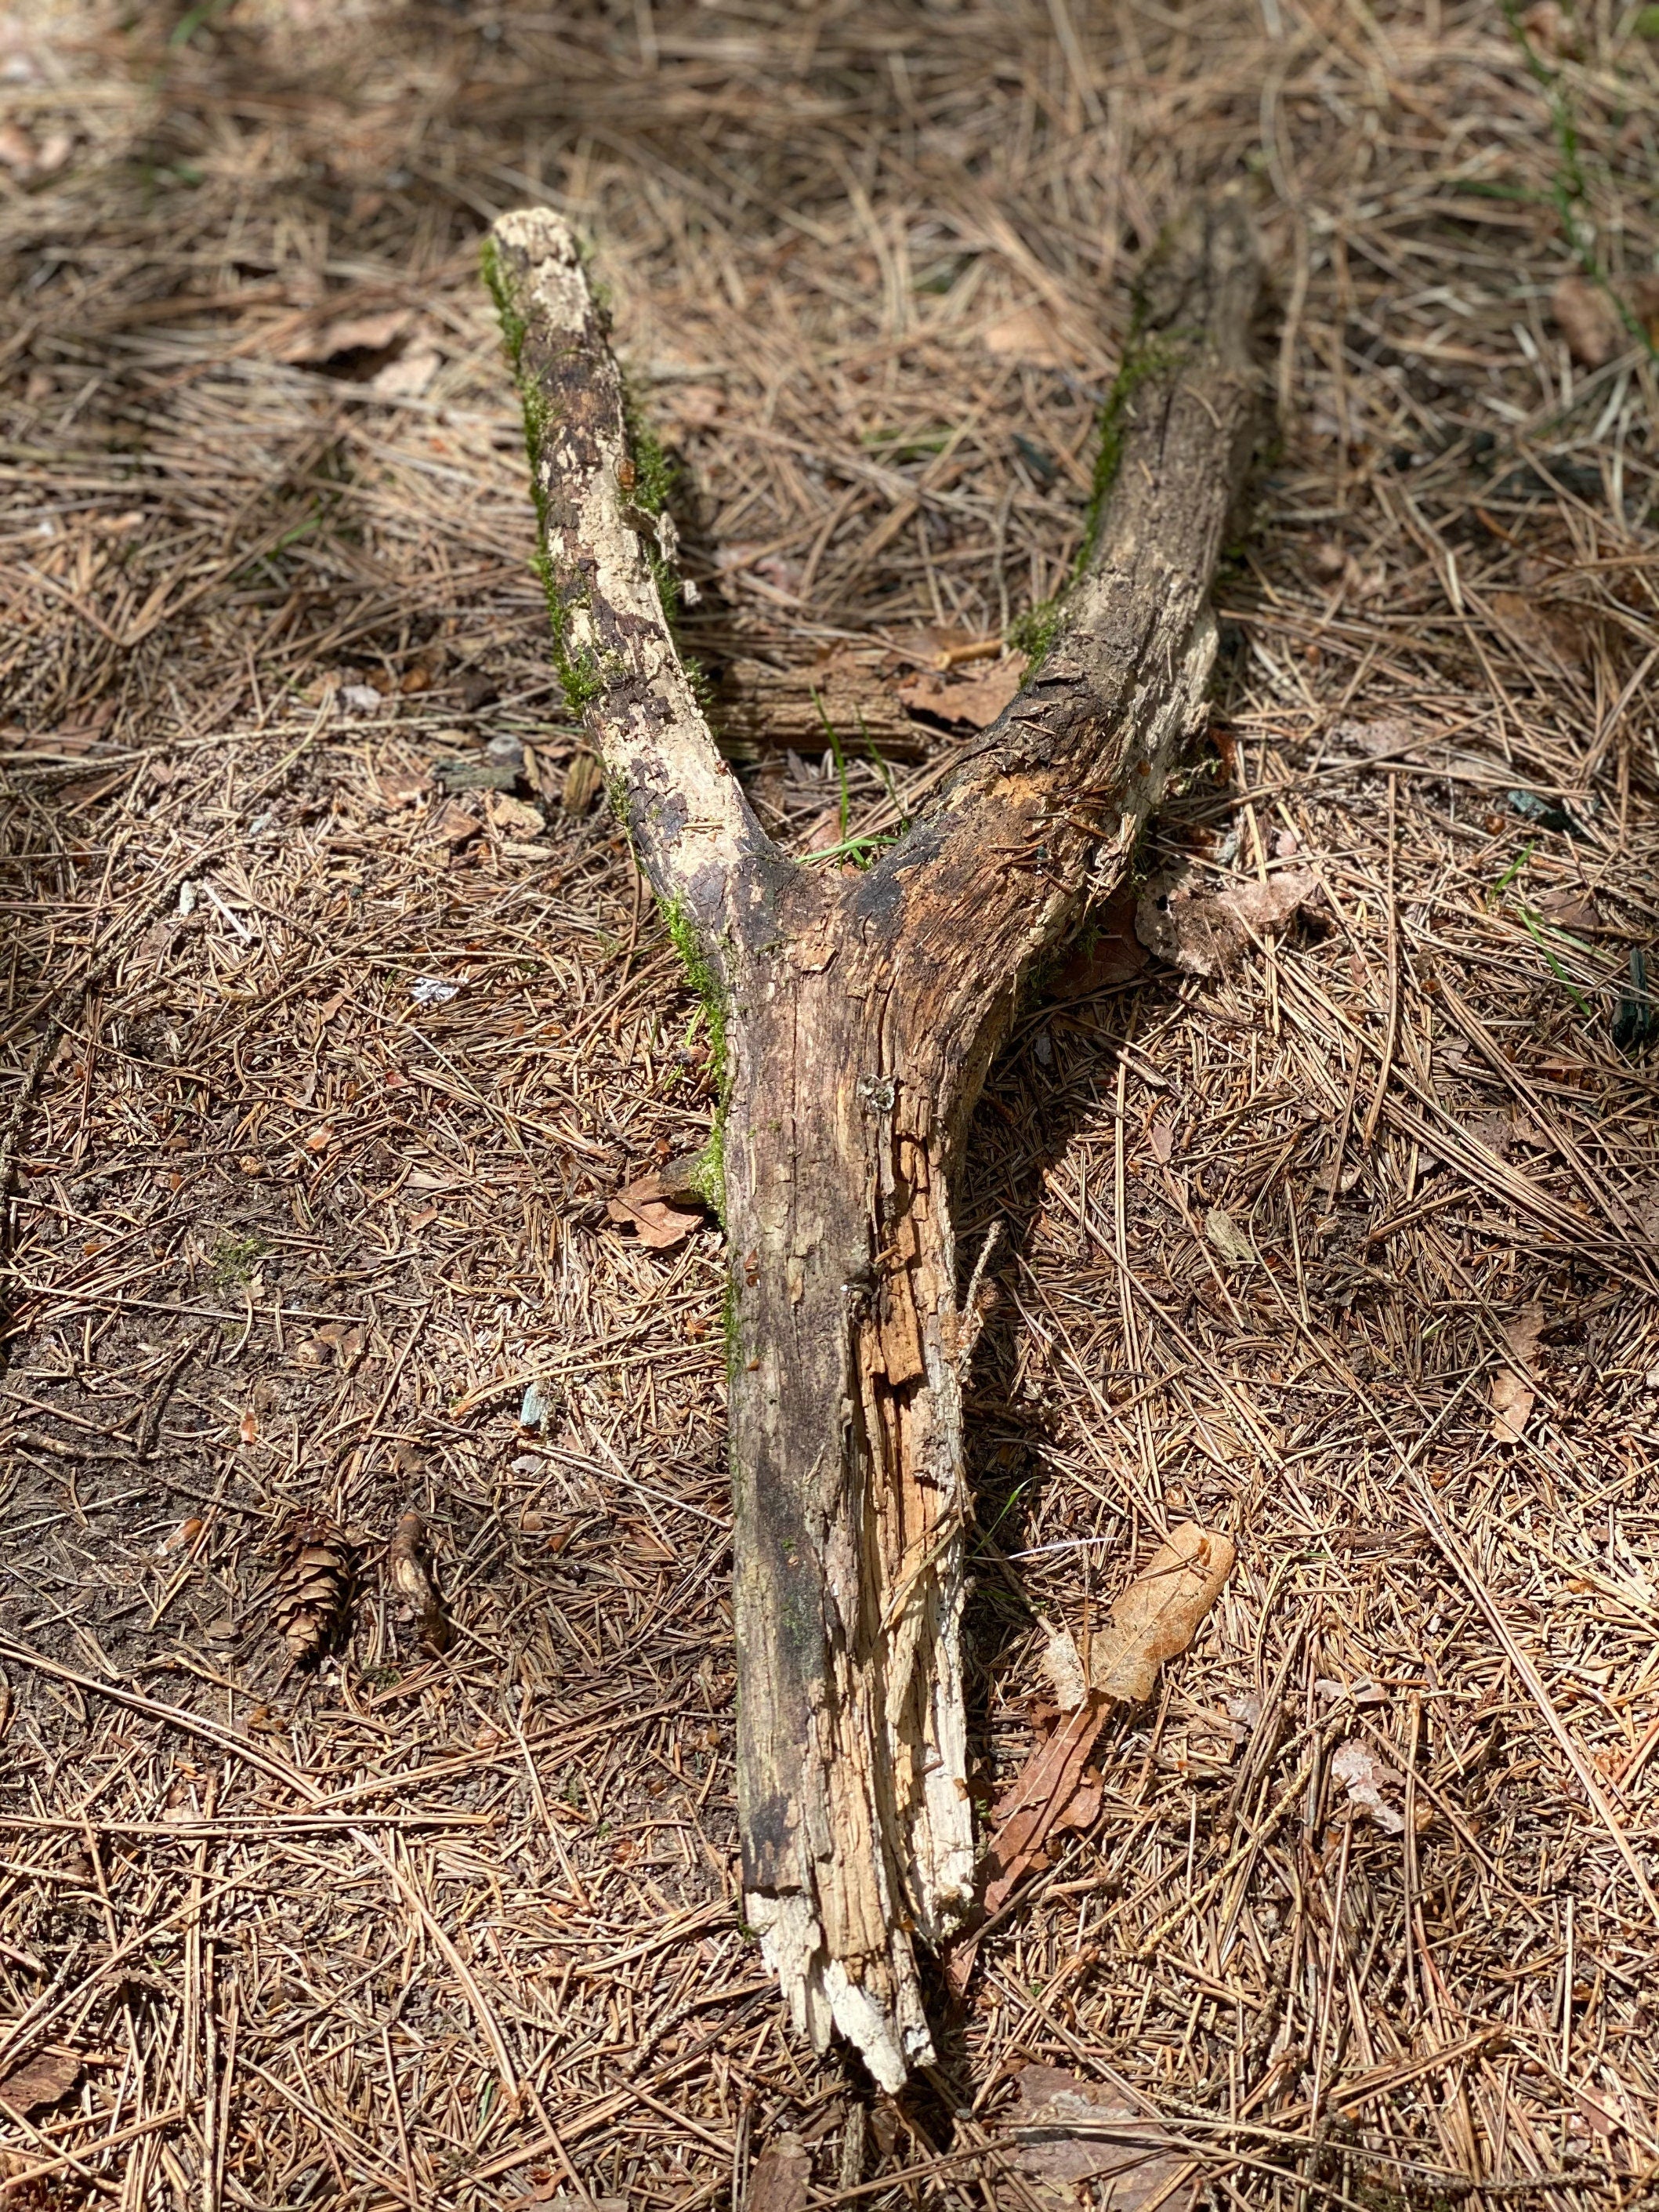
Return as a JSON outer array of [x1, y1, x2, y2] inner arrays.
[[485, 197, 1262, 2088]]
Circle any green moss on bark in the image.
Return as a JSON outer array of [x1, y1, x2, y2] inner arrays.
[[1009, 331, 1189, 675]]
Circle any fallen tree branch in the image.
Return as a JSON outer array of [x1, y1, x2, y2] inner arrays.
[[486, 197, 1262, 2087]]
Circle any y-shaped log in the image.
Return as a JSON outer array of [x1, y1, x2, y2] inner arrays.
[[486, 200, 1262, 2089]]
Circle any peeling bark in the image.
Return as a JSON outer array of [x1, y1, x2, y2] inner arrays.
[[487, 199, 1262, 2088]]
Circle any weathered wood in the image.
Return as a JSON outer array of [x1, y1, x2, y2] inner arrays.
[[487, 198, 1262, 2088], [715, 655, 929, 761]]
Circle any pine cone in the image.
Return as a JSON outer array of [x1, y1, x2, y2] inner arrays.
[[269, 1510, 353, 1666]]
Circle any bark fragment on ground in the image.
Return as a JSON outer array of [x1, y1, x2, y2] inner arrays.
[[487, 198, 1262, 2087]]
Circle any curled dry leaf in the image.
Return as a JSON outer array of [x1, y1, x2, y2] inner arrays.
[[1136, 865, 1320, 978], [387, 1510, 452, 1654], [607, 1165, 708, 1250], [1090, 1522, 1237, 1706], [1331, 1739, 1406, 1833], [972, 1524, 1236, 1930], [1006, 2065, 1197, 2211]]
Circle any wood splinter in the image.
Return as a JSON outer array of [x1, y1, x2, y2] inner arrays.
[[485, 198, 1262, 2088]]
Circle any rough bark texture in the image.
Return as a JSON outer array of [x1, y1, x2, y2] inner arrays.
[[487, 199, 1262, 2089]]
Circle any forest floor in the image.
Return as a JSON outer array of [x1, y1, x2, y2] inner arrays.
[[2, 2, 1659, 2207]]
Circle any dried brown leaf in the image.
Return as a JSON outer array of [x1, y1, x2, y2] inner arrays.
[[980, 1695, 1110, 1917], [1006, 2065, 1197, 2210], [279, 307, 412, 363], [973, 1525, 1235, 1929], [607, 1167, 708, 1249], [1136, 865, 1319, 977], [1331, 1739, 1406, 1833], [1552, 277, 1614, 365], [897, 655, 1023, 730], [1051, 887, 1147, 997], [746, 2133, 813, 2212], [1090, 1523, 1237, 1706], [983, 303, 1067, 365], [0, 2047, 81, 2115]]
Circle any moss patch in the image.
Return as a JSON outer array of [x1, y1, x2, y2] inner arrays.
[[1012, 328, 1190, 674], [665, 897, 728, 1088], [209, 1227, 270, 1287]]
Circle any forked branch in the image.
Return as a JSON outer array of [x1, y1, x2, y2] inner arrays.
[[488, 198, 1262, 2088]]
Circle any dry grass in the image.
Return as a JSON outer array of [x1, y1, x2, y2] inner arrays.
[[2, 0, 1658, 2204]]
